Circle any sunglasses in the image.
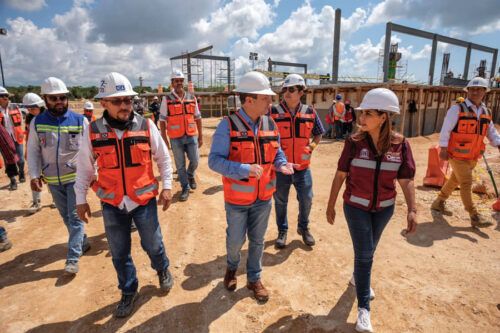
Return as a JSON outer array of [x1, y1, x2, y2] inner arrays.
[[0, 95, 9, 99], [47, 95, 68, 102], [172, 79, 184, 84], [26, 105, 39, 109], [106, 97, 133, 106], [281, 86, 301, 93]]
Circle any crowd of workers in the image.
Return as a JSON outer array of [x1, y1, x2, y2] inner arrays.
[[0, 71, 498, 332]]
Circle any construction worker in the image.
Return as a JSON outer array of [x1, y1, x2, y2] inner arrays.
[[159, 70, 202, 201], [0, 116, 19, 190], [334, 94, 345, 140], [27, 77, 90, 274], [83, 101, 96, 122], [431, 77, 500, 227], [22, 92, 46, 212], [148, 96, 160, 127], [270, 74, 325, 248], [133, 95, 145, 116], [75, 72, 174, 318], [326, 88, 417, 333], [0, 86, 26, 187], [343, 99, 356, 137], [209, 71, 295, 302]]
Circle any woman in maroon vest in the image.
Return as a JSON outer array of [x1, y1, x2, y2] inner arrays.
[[326, 88, 417, 332]]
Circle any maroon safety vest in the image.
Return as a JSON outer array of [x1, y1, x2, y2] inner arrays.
[[343, 137, 407, 211]]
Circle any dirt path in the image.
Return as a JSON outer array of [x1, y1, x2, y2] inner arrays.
[[0, 118, 499, 332]]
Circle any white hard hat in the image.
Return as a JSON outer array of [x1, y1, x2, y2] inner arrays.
[[171, 69, 185, 80], [234, 71, 276, 96], [0, 86, 9, 95], [133, 95, 140, 100], [22, 93, 45, 107], [41, 77, 69, 95], [283, 73, 306, 88], [94, 72, 137, 99], [464, 76, 490, 92], [153, 96, 158, 100], [83, 101, 94, 110], [356, 88, 400, 114]]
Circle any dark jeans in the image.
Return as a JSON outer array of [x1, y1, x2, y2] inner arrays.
[[344, 203, 394, 311], [274, 168, 313, 232], [102, 198, 169, 295], [334, 121, 343, 140], [14, 141, 24, 177], [342, 122, 353, 137]]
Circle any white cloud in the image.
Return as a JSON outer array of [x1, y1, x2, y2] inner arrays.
[[5, 0, 46, 11], [366, 0, 500, 35]]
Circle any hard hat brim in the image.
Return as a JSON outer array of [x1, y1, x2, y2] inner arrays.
[[43, 89, 70, 95], [463, 86, 490, 92], [233, 88, 276, 96], [94, 91, 138, 99], [355, 106, 400, 114]]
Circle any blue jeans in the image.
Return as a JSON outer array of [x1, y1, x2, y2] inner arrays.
[[334, 121, 343, 139], [225, 199, 272, 283], [274, 168, 313, 232], [49, 182, 85, 262], [102, 198, 169, 295], [15, 142, 24, 176], [344, 203, 394, 311], [171, 135, 199, 190]]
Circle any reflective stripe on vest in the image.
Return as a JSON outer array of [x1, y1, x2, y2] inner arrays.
[[165, 92, 198, 139], [351, 158, 401, 171], [350, 195, 395, 208]]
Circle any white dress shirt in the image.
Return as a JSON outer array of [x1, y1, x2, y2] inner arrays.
[[439, 98, 500, 148]]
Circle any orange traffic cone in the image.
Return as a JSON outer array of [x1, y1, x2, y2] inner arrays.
[[423, 145, 449, 187]]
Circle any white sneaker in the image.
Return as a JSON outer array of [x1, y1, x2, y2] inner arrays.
[[350, 275, 375, 300], [356, 308, 373, 332]]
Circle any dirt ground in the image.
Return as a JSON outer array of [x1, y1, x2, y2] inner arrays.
[[0, 117, 499, 333]]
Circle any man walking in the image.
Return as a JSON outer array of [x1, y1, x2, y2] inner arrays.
[[159, 70, 202, 201], [75, 72, 174, 318], [27, 77, 90, 274], [269, 74, 325, 248], [209, 71, 295, 302]]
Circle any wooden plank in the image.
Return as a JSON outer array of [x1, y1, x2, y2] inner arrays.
[[416, 88, 423, 136], [399, 88, 408, 134]]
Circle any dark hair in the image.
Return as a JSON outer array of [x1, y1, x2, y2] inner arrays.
[[239, 93, 257, 104], [351, 110, 403, 154]]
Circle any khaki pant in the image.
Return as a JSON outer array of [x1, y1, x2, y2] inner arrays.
[[438, 158, 478, 215]]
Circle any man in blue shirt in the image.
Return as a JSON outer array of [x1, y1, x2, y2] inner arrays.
[[209, 71, 295, 302]]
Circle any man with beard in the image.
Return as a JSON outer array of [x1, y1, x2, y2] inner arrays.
[[159, 70, 202, 201], [27, 77, 90, 274], [75, 72, 174, 318]]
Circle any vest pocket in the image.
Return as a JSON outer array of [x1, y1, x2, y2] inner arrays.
[[168, 104, 183, 115], [262, 140, 279, 163], [299, 121, 313, 138], [96, 146, 118, 168], [67, 133, 80, 151], [457, 119, 476, 134], [278, 124, 291, 138], [130, 143, 151, 165]]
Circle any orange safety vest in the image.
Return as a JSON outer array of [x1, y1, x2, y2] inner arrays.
[[165, 92, 198, 139], [89, 115, 158, 207], [270, 103, 315, 171], [447, 102, 492, 161], [7, 106, 24, 144], [334, 102, 345, 121], [222, 112, 279, 205], [84, 111, 96, 123]]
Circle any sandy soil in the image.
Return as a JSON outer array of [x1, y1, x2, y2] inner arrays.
[[0, 118, 499, 333]]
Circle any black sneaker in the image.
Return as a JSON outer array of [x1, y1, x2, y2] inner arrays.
[[81, 234, 91, 254], [9, 177, 17, 191], [158, 268, 174, 291], [180, 188, 190, 201], [275, 230, 287, 249], [297, 228, 315, 246], [19, 174, 26, 183], [188, 177, 197, 190], [114, 292, 138, 318]]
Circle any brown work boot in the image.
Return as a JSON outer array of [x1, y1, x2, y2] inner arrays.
[[223, 268, 237, 291], [431, 198, 453, 216], [247, 280, 269, 302], [470, 214, 493, 228]]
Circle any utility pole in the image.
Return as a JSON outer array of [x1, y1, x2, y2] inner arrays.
[[0, 28, 7, 87], [139, 76, 144, 92]]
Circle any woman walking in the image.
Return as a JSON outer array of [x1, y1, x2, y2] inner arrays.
[[326, 88, 417, 332]]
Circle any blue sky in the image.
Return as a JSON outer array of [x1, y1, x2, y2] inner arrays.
[[0, 0, 498, 87]]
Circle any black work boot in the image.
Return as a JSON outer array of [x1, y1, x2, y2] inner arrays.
[[9, 177, 17, 191], [188, 177, 197, 190], [158, 268, 174, 291], [19, 169, 26, 183], [275, 230, 287, 249], [114, 292, 138, 318], [298, 228, 315, 246], [180, 187, 190, 201]]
